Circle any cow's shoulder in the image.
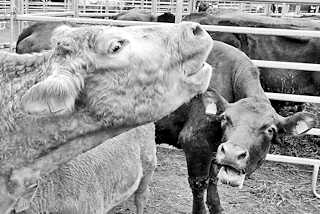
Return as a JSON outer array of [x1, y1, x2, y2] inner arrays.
[[209, 41, 254, 80], [208, 41, 264, 101], [178, 96, 221, 151], [211, 41, 251, 62]]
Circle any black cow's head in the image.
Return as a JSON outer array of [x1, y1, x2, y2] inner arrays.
[[157, 12, 175, 23], [203, 89, 316, 188]]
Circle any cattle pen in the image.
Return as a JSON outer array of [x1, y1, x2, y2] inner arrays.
[[1, 0, 320, 211]]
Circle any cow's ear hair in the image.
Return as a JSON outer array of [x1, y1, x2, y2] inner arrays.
[[278, 112, 316, 135], [51, 26, 76, 55], [21, 73, 83, 116], [54, 38, 76, 55], [202, 89, 229, 115]]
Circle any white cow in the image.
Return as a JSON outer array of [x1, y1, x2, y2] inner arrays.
[[15, 123, 156, 214]]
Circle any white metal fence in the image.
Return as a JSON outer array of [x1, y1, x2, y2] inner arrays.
[[1, 0, 320, 199], [195, 0, 320, 16], [0, 0, 191, 15], [2, 0, 320, 16]]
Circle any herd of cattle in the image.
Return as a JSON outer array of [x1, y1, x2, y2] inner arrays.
[[0, 8, 318, 214]]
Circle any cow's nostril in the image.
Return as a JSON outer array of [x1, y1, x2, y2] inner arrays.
[[237, 151, 248, 160], [220, 145, 225, 154], [192, 25, 203, 36]]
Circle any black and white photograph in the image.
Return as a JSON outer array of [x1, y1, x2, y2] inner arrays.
[[0, 0, 319, 213]]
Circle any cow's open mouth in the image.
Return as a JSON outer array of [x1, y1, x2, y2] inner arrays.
[[217, 165, 246, 189]]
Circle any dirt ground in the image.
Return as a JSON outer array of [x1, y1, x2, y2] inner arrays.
[[109, 146, 320, 214]]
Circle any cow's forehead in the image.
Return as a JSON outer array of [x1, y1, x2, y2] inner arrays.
[[97, 25, 170, 39], [226, 97, 278, 124]]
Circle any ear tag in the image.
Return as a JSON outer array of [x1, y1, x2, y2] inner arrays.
[[205, 103, 217, 115], [295, 121, 309, 135]]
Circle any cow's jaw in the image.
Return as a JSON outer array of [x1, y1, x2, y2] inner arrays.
[[185, 62, 211, 77], [183, 62, 212, 92], [217, 165, 246, 189]]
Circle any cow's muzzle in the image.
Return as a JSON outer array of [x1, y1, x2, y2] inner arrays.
[[216, 142, 249, 188]]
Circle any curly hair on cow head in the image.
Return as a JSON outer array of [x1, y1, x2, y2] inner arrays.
[[20, 26, 106, 116]]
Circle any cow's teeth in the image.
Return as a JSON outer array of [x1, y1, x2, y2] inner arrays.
[[238, 174, 245, 189], [217, 166, 246, 188]]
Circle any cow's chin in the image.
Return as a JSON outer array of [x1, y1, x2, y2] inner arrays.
[[217, 166, 246, 189], [184, 62, 212, 92], [185, 62, 211, 77]]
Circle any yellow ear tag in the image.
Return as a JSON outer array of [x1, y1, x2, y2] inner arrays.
[[205, 103, 217, 115]]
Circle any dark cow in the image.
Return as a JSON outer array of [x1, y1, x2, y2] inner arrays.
[[184, 11, 320, 98], [15, 22, 76, 54], [157, 12, 175, 23], [155, 41, 316, 214], [196, 1, 210, 12], [113, 9, 175, 22], [111, 8, 157, 22], [16, 9, 175, 53]]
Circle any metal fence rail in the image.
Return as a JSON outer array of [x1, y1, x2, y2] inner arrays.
[[266, 154, 320, 198], [198, 0, 320, 15]]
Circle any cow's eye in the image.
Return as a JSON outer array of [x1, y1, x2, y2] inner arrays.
[[265, 126, 276, 137], [108, 40, 126, 54]]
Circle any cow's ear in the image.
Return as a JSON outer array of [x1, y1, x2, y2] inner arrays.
[[279, 112, 316, 135], [54, 38, 76, 55], [51, 26, 76, 55], [21, 73, 83, 116], [202, 89, 229, 115]]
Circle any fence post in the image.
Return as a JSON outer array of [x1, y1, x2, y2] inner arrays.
[[9, 0, 16, 52], [264, 3, 271, 16], [43, 0, 47, 13], [15, 0, 23, 37], [105, 0, 109, 18], [175, 0, 183, 23], [67, 0, 71, 10], [25, 0, 29, 14], [295, 5, 301, 15], [281, 3, 289, 16], [151, 0, 157, 16], [73, 0, 79, 18], [187, 0, 192, 14]]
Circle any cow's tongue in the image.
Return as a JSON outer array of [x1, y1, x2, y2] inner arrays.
[[217, 166, 246, 189]]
